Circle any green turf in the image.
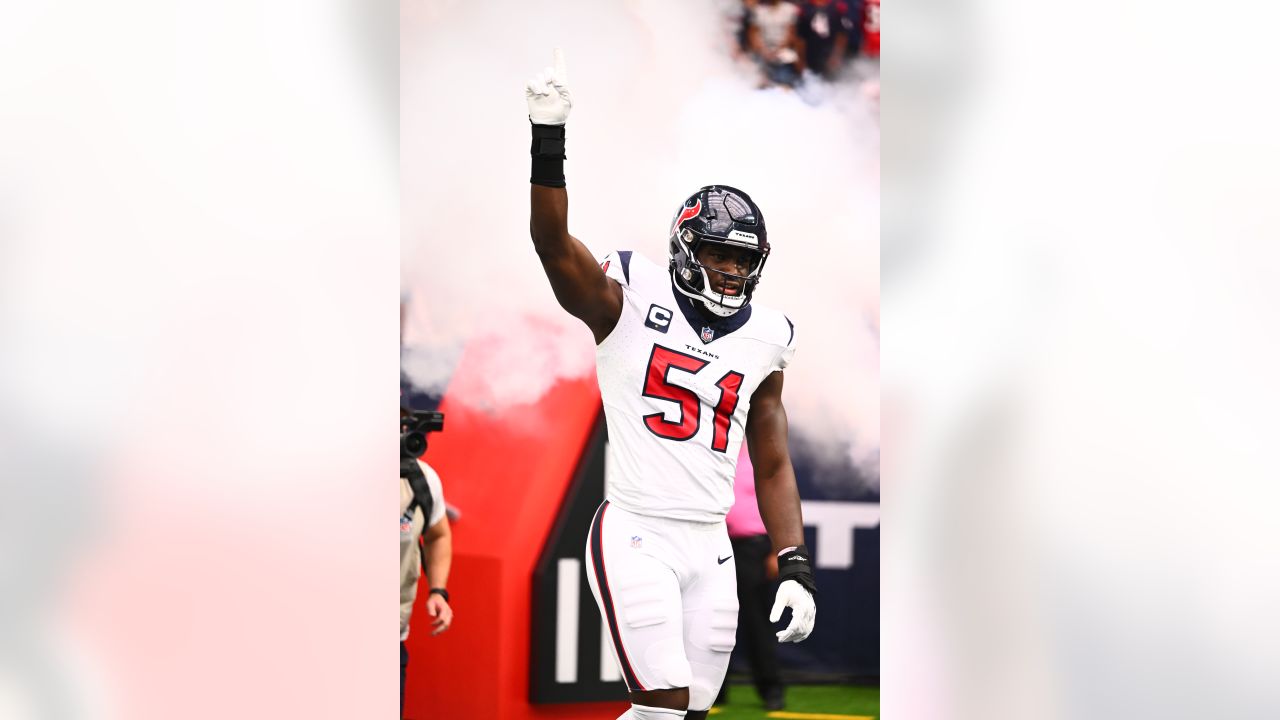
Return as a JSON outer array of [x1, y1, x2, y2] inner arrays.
[[709, 684, 880, 719]]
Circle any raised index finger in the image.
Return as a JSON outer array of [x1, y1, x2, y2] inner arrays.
[[551, 47, 568, 85]]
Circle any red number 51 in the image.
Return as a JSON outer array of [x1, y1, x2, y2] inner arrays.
[[641, 345, 744, 453]]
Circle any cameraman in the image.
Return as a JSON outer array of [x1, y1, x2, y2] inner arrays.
[[400, 407, 453, 717]]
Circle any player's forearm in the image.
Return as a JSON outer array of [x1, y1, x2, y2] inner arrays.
[[756, 466, 805, 552], [423, 530, 452, 589], [529, 185, 592, 318], [529, 183, 571, 258]]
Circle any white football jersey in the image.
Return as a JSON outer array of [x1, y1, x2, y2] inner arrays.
[[596, 250, 797, 522]]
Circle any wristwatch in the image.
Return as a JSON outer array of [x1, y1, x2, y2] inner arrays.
[[429, 587, 450, 602]]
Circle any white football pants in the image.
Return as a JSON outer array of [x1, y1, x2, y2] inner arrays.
[[586, 501, 738, 711]]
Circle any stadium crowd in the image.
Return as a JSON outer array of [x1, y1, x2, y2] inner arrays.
[[728, 0, 879, 91]]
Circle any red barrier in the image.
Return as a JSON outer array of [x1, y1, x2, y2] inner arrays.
[[403, 339, 626, 720], [863, 0, 880, 57]]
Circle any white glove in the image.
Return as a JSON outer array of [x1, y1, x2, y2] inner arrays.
[[769, 579, 816, 643], [525, 47, 572, 126]]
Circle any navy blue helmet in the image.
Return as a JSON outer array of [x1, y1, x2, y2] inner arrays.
[[667, 185, 770, 316]]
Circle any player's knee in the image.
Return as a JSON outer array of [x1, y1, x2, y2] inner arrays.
[[687, 675, 722, 713], [637, 636, 691, 689], [688, 650, 734, 710], [685, 603, 737, 711]]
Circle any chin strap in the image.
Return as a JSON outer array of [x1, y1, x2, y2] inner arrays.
[[700, 298, 739, 317]]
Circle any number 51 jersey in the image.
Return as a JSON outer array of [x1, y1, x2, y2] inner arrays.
[[596, 250, 797, 523]]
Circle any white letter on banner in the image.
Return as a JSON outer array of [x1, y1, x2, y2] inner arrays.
[[555, 558, 580, 683], [800, 501, 881, 569]]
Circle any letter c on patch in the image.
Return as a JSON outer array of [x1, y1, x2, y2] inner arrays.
[[645, 304, 673, 333]]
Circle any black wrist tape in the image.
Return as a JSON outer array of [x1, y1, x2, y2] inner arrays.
[[530, 123, 566, 188], [778, 544, 817, 596]]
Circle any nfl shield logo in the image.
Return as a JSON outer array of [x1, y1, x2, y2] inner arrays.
[[700, 326, 715, 343], [630, 535, 643, 549]]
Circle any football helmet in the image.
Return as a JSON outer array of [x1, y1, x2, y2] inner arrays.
[[668, 185, 770, 317]]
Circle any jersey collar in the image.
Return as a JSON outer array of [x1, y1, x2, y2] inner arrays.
[[672, 282, 753, 344]]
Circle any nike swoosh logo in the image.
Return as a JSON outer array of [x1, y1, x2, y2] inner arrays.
[[718, 555, 732, 565]]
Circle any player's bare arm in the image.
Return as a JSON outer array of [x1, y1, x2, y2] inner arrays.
[[529, 186, 622, 343], [526, 48, 623, 344], [747, 369, 818, 643], [746, 370, 803, 550]]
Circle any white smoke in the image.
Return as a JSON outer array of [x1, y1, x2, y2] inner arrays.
[[402, 0, 879, 483]]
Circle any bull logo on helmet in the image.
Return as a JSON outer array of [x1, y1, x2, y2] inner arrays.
[[670, 199, 702, 237]]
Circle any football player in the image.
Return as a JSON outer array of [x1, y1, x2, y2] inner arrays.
[[525, 49, 816, 720]]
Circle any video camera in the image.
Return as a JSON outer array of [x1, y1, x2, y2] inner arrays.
[[401, 409, 444, 459]]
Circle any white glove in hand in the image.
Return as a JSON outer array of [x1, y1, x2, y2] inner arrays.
[[525, 47, 572, 125], [769, 579, 816, 643]]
